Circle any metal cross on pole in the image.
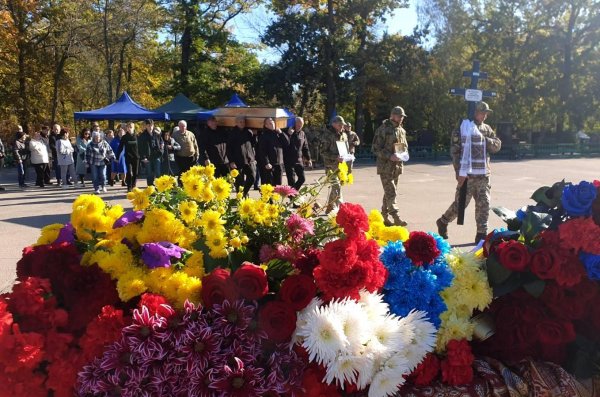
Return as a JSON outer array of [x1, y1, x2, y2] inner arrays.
[[449, 60, 497, 225]]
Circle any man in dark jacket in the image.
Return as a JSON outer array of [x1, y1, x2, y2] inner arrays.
[[227, 116, 256, 197], [282, 117, 312, 190], [116, 122, 140, 192], [258, 118, 286, 186], [138, 119, 164, 186], [199, 116, 229, 178]]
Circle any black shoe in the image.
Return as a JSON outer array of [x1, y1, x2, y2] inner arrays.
[[475, 232, 486, 245], [0, 186, 5, 191], [67, 181, 73, 185], [436, 218, 448, 239]]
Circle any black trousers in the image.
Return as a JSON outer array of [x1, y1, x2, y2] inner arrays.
[[33, 163, 48, 187], [285, 163, 306, 190], [235, 163, 256, 197], [175, 156, 196, 176], [214, 163, 229, 179], [44, 160, 52, 183], [125, 158, 139, 189], [261, 164, 282, 186]]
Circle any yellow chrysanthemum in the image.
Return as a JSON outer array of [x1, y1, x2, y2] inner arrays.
[[211, 178, 231, 201], [183, 250, 205, 278], [179, 201, 199, 224], [205, 231, 228, 258], [183, 178, 204, 200], [127, 187, 151, 211], [260, 184, 274, 201], [368, 209, 385, 224], [380, 226, 410, 243], [230, 169, 239, 178], [199, 185, 215, 202], [241, 235, 249, 244], [230, 237, 242, 249], [137, 208, 188, 247], [199, 210, 225, 232], [203, 164, 216, 178], [105, 204, 125, 226], [116, 268, 148, 301], [72, 194, 105, 217], [182, 165, 204, 181], [145, 267, 174, 294], [239, 198, 255, 219], [175, 276, 202, 307], [36, 223, 64, 246], [155, 175, 177, 192], [91, 240, 135, 278], [436, 314, 474, 352]]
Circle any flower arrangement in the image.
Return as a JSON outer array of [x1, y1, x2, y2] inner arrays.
[[480, 179, 600, 377]]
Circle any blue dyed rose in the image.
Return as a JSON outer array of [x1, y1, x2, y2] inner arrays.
[[562, 181, 597, 217], [580, 252, 600, 281]]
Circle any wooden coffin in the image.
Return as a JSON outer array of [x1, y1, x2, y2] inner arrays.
[[213, 107, 289, 129]]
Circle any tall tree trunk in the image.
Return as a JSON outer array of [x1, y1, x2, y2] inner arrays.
[[103, 0, 114, 103], [180, 0, 198, 96], [556, 2, 579, 134], [353, 25, 368, 138], [17, 39, 29, 130], [115, 41, 128, 97], [51, 51, 69, 124], [323, 0, 337, 123]]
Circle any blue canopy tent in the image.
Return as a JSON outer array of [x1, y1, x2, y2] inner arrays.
[[197, 93, 248, 121], [74, 92, 169, 121], [153, 93, 206, 121]]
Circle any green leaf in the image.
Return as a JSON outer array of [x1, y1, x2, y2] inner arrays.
[[492, 206, 522, 231], [486, 255, 513, 285], [492, 272, 524, 297], [228, 248, 255, 271], [522, 279, 546, 298], [565, 335, 600, 379], [193, 239, 228, 273]]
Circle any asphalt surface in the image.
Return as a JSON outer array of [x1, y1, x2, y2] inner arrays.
[[1, 158, 599, 292]]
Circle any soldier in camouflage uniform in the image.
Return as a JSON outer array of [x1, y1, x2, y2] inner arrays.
[[371, 106, 409, 227], [436, 101, 502, 244], [318, 115, 348, 213]]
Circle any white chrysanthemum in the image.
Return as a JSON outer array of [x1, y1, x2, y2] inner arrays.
[[359, 290, 390, 323], [398, 310, 437, 370], [292, 297, 323, 345], [338, 301, 370, 351], [367, 315, 410, 360], [368, 357, 409, 397], [324, 353, 363, 388], [355, 353, 377, 391], [299, 305, 348, 365]]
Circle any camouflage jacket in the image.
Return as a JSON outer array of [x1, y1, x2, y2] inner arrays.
[[318, 126, 348, 168], [450, 121, 502, 176], [371, 119, 408, 175]]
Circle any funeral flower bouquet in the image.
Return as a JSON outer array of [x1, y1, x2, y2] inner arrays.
[[479, 179, 600, 377]]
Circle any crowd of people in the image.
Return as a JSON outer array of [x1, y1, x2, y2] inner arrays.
[[0, 115, 360, 204], [0, 102, 501, 243]]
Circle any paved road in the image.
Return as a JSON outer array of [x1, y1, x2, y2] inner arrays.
[[1, 158, 598, 292]]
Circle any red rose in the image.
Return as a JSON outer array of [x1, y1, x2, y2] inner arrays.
[[232, 262, 269, 300], [410, 352, 440, 386], [445, 339, 474, 366], [554, 250, 585, 287], [529, 247, 559, 280], [279, 275, 317, 311], [258, 301, 297, 343], [318, 239, 358, 273], [336, 203, 369, 238], [440, 361, 473, 386], [536, 319, 576, 346], [293, 248, 320, 276], [404, 231, 441, 266], [201, 268, 238, 308], [495, 240, 530, 272]]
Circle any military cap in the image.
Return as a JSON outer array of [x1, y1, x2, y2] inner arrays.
[[475, 101, 493, 113], [331, 115, 346, 125], [391, 106, 407, 117]]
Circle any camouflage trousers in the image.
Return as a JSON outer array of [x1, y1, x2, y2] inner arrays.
[[440, 175, 491, 234], [325, 165, 343, 209], [380, 167, 402, 216]]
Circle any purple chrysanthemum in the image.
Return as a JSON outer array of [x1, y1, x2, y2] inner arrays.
[[113, 210, 145, 228], [210, 357, 265, 397], [212, 300, 256, 337], [179, 326, 222, 372]]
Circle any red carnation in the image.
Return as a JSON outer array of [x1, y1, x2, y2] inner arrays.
[[293, 248, 320, 276], [279, 275, 317, 311], [356, 237, 381, 263], [0, 298, 13, 338], [495, 240, 530, 272], [232, 262, 269, 300], [201, 268, 238, 308], [559, 217, 600, 254], [314, 262, 370, 301], [0, 324, 45, 372], [138, 293, 169, 316], [441, 360, 474, 386], [79, 305, 126, 361], [410, 352, 440, 386], [445, 339, 475, 366], [530, 247, 559, 280], [336, 203, 369, 238], [554, 250, 586, 287], [258, 301, 297, 343], [404, 231, 440, 266], [318, 238, 358, 273]]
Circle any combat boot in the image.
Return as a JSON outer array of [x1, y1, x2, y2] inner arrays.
[[436, 218, 448, 239], [391, 214, 408, 227], [382, 213, 393, 227], [474, 232, 487, 245]]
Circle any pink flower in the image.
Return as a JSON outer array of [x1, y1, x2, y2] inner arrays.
[[210, 357, 265, 396], [274, 185, 298, 197], [286, 214, 314, 243]]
